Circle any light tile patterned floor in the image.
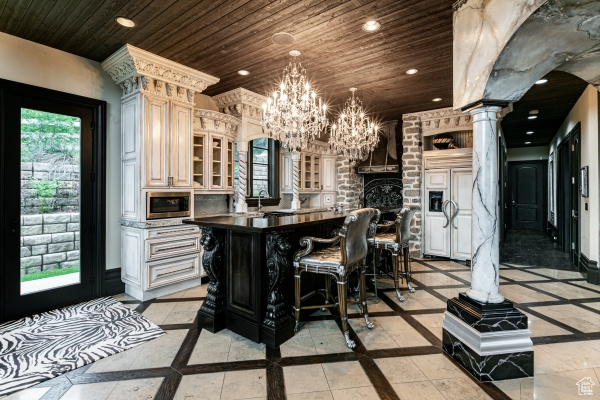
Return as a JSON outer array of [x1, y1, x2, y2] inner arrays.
[[5, 254, 600, 400]]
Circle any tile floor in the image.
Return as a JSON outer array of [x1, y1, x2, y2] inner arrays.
[[5, 235, 600, 399]]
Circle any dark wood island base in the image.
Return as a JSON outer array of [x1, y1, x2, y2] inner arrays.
[[184, 211, 348, 347]]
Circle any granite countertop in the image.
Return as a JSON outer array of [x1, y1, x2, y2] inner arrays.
[[183, 210, 351, 232]]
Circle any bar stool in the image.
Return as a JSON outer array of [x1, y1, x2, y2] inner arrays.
[[293, 208, 380, 349], [367, 206, 420, 302]]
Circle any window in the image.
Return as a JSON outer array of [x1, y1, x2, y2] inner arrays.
[[247, 138, 280, 206]]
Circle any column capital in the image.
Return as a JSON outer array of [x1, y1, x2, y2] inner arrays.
[[460, 99, 509, 113]]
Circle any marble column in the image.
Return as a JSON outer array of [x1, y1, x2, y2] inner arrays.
[[291, 152, 301, 210], [466, 106, 504, 304], [235, 141, 248, 213], [442, 103, 533, 382]]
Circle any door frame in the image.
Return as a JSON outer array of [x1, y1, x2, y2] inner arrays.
[[507, 160, 547, 231], [0, 78, 107, 322]]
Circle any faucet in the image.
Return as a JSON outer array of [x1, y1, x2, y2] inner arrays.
[[257, 189, 270, 212]]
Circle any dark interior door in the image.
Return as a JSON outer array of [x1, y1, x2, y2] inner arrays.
[[509, 161, 546, 231], [557, 141, 571, 253], [570, 128, 580, 265], [0, 79, 105, 322]]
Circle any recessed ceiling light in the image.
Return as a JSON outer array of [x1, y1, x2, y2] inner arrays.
[[529, 110, 539, 114], [525, 141, 531, 144], [432, 98, 442, 102], [238, 70, 249, 76], [116, 17, 135, 27], [406, 69, 418, 75], [271, 32, 295, 46], [535, 79, 548, 85], [362, 20, 381, 32], [526, 131, 534, 134], [528, 115, 537, 119]]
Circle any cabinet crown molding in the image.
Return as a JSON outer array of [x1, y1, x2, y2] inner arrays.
[[212, 88, 266, 109], [101, 44, 219, 93], [403, 107, 473, 135]]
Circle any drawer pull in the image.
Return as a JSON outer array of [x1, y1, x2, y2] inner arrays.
[[155, 243, 197, 252], [156, 266, 194, 278], [156, 228, 197, 235]]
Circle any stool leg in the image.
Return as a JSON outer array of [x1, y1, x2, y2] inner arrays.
[[372, 248, 379, 303], [294, 266, 301, 332], [392, 248, 405, 302], [360, 265, 374, 329], [404, 245, 415, 293], [337, 277, 355, 349]]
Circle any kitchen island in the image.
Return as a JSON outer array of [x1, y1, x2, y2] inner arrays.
[[183, 211, 351, 347]]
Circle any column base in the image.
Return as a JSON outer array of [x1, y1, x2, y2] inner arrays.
[[291, 200, 302, 210], [235, 202, 248, 213], [442, 293, 533, 382]]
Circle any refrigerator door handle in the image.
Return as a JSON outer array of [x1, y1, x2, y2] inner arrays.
[[450, 200, 459, 229], [442, 200, 451, 228]]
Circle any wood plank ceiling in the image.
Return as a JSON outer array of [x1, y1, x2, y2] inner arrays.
[[0, 0, 589, 148]]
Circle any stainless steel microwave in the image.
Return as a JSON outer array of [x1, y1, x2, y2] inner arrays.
[[146, 192, 191, 220]]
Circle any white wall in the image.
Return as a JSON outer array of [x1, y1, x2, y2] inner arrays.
[[548, 85, 599, 262], [507, 146, 549, 162], [0, 32, 122, 270]]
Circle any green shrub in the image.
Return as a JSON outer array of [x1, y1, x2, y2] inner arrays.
[[30, 177, 61, 213]]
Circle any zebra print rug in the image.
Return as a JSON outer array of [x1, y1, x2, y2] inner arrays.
[[0, 297, 164, 396]]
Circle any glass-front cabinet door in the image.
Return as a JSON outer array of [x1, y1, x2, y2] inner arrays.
[[226, 140, 234, 189], [192, 133, 205, 188], [313, 156, 321, 190], [211, 136, 223, 189], [303, 154, 312, 190]]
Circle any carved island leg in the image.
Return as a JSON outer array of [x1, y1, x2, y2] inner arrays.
[[197, 227, 226, 333], [262, 231, 295, 347]]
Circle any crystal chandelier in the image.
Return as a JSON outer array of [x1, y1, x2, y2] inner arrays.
[[328, 88, 380, 166], [261, 50, 328, 152]]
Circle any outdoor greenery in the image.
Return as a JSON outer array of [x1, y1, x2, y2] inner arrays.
[[21, 108, 80, 163], [30, 177, 61, 213], [20, 266, 80, 282]]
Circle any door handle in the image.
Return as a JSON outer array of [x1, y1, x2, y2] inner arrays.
[[450, 200, 459, 229], [512, 200, 515, 206], [442, 200, 451, 228]]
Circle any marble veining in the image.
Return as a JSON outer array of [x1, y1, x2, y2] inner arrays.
[[466, 107, 504, 304], [446, 297, 528, 332], [119, 218, 185, 228], [443, 329, 534, 382]]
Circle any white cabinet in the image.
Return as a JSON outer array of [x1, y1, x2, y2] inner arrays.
[[143, 96, 193, 189], [322, 156, 336, 192], [300, 153, 321, 191], [192, 110, 239, 193], [121, 224, 203, 301], [280, 151, 337, 206], [281, 150, 294, 193], [424, 168, 472, 260]]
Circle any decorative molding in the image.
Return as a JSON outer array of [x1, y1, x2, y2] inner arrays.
[[193, 109, 241, 137], [101, 44, 219, 96], [580, 253, 599, 285], [404, 107, 473, 135], [213, 88, 267, 120], [302, 139, 336, 155]]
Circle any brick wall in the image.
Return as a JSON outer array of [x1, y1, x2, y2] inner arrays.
[[335, 157, 364, 208], [20, 213, 80, 276], [401, 115, 423, 257]]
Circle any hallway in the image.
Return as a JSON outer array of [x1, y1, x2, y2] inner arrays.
[[501, 229, 573, 271]]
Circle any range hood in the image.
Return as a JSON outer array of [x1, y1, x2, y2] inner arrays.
[[357, 120, 399, 173]]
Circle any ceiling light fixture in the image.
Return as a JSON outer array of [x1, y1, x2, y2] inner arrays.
[[261, 50, 328, 153], [362, 20, 381, 32], [432, 98, 442, 102], [329, 88, 380, 166], [528, 115, 537, 119], [238, 70, 250, 76], [526, 131, 534, 134], [525, 141, 531, 144], [116, 17, 135, 27], [406, 69, 418, 75], [535, 79, 548, 85], [271, 32, 295, 46], [529, 110, 539, 114]]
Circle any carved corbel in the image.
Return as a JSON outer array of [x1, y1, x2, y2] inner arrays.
[[214, 119, 221, 129], [154, 79, 164, 93], [166, 83, 175, 97], [201, 118, 209, 129], [187, 89, 195, 103]]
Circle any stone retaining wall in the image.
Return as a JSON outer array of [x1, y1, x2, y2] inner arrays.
[[21, 162, 80, 215], [20, 213, 80, 276]]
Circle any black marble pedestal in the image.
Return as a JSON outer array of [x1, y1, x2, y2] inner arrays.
[[442, 293, 534, 382]]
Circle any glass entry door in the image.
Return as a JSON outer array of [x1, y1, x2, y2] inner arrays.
[[1, 84, 102, 322], [19, 109, 82, 295]]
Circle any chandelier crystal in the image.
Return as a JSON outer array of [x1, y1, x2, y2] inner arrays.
[[261, 50, 328, 152], [328, 88, 380, 166]]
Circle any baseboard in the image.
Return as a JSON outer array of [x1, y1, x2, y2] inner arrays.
[[104, 268, 125, 296], [580, 253, 599, 285]]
